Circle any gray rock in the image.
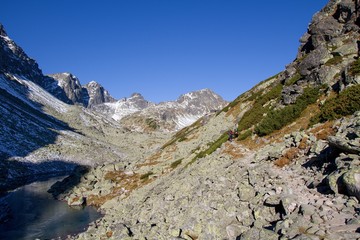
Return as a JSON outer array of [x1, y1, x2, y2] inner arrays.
[[226, 224, 248, 239], [343, 167, 360, 201], [328, 136, 360, 154]]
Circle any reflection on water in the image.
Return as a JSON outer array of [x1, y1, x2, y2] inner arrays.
[[0, 176, 102, 240]]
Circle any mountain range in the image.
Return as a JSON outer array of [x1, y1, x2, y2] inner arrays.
[[1, 0, 360, 239], [0, 20, 227, 192]]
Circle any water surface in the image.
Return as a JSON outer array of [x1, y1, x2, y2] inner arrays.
[[0, 176, 101, 240]]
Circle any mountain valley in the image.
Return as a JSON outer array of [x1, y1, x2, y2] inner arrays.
[[1, 0, 360, 239]]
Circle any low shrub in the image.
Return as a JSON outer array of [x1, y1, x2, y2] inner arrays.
[[310, 84, 360, 124], [188, 132, 229, 165], [238, 83, 283, 132], [170, 159, 183, 169], [285, 73, 302, 86], [325, 54, 343, 66], [255, 87, 320, 136], [140, 171, 153, 180], [349, 58, 360, 76], [238, 129, 252, 141]]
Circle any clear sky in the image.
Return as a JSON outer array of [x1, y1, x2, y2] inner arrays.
[[1, 0, 329, 103]]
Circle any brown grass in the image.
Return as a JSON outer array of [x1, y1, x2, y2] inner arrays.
[[147, 151, 162, 162], [309, 120, 336, 140], [136, 161, 160, 168], [274, 157, 291, 167], [106, 231, 113, 238], [274, 147, 300, 167], [221, 142, 244, 159], [225, 100, 243, 117], [86, 170, 154, 207], [298, 137, 308, 150]]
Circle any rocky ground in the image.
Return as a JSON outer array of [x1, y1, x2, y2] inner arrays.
[[57, 112, 360, 239]]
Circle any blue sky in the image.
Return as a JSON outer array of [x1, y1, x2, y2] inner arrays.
[[1, 0, 328, 103]]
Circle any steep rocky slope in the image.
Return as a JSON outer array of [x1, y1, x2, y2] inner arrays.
[[58, 0, 360, 239]]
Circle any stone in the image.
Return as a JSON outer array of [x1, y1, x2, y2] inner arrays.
[[237, 183, 256, 202], [226, 224, 248, 239], [299, 204, 317, 216], [67, 195, 86, 206], [240, 228, 279, 240], [343, 167, 360, 201]]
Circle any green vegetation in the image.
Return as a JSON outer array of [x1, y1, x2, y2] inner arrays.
[[238, 129, 252, 140], [217, 74, 279, 115], [285, 73, 302, 86], [349, 58, 360, 76], [145, 118, 158, 130], [170, 159, 183, 169], [255, 87, 320, 136], [219, 99, 241, 113], [188, 132, 228, 165], [325, 54, 343, 66], [238, 83, 283, 132], [140, 171, 154, 180], [161, 118, 202, 149], [310, 84, 360, 124]]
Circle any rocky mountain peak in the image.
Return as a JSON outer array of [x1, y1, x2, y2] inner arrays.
[[82, 80, 115, 108], [0, 23, 7, 36], [130, 92, 143, 98], [46, 72, 84, 105], [0, 23, 43, 84], [125, 93, 150, 108], [176, 88, 224, 108]]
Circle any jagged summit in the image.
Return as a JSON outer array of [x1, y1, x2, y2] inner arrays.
[[46, 73, 83, 105], [82, 80, 115, 107]]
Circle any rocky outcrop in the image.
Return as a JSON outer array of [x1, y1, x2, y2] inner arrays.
[[0, 23, 43, 84], [280, 0, 360, 103], [44, 74, 116, 107], [46, 73, 84, 105], [82, 81, 115, 108]]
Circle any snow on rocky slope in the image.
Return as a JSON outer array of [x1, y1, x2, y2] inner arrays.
[[118, 88, 228, 132]]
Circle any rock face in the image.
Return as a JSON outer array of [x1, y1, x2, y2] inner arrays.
[[0, 24, 134, 192], [46, 73, 84, 105], [45, 74, 116, 107], [82, 81, 115, 107], [280, 0, 360, 101]]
